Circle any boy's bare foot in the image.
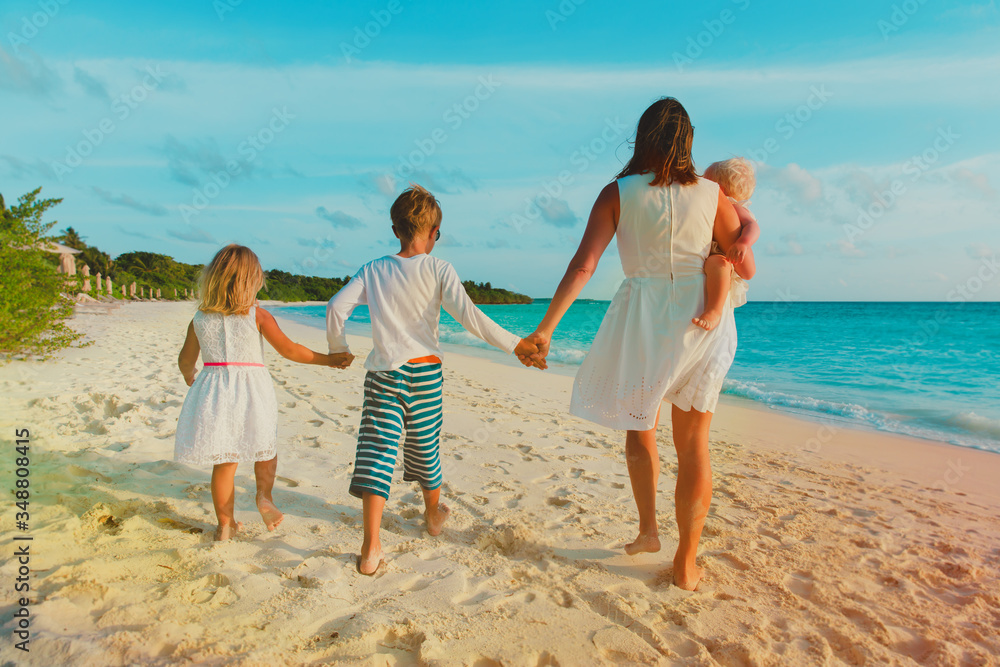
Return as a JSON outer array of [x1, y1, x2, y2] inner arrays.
[[692, 310, 722, 331], [672, 554, 703, 591], [357, 547, 384, 576], [624, 532, 661, 555], [214, 521, 243, 541], [424, 503, 451, 536], [256, 496, 284, 531]]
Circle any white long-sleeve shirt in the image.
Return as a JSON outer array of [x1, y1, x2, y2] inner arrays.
[[326, 254, 521, 371]]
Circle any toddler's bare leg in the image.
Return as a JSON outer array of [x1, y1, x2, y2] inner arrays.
[[422, 486, 451, 536], [693, 255, 731, 331], [359, 492, 386, 575], [254, 456, 284, 531], [211, 462, 242, 541]]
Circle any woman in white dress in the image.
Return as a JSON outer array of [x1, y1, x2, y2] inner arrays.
[[525, 98, 753, 590]]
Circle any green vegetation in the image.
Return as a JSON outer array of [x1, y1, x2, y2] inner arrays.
[[1, 185, 531, 357], [461, 280, 532, 304], [258, 274, 532, 304], [0, 189, 82, 358], [113, 251, 202, 298], [258, 270, 351, 302]]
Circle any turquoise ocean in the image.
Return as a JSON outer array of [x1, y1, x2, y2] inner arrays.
[[273, 301, 1000, 455]]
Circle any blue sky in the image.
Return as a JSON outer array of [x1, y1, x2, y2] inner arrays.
[[2, 0, 999, 300]]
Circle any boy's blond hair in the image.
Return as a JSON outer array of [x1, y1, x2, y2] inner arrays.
[[391, 185, 442, 244], [199, 244, 265, 315], [706, 157, 756, 203]]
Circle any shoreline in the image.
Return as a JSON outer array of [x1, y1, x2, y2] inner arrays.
[[2, 301, 997, 665], [269, 307, 1000, 510], [268, 303, 1000, 467]]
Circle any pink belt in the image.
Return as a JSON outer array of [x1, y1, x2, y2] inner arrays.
[[204, 362, 265, 367]]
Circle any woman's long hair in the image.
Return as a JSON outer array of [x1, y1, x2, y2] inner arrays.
[[616, 97, 698, 187], [198, 244, 264, 315]]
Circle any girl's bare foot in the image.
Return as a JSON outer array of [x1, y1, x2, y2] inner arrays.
[[672, 554, 703, 590], [424, 503, 451, 536], [214, 521, 243, 541], [692, 310, 722, 331], [357, 546, 384, 576], [624, 532, 661, 555], [256, 496, 284, 531]]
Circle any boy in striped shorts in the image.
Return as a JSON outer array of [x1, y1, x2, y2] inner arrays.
[[327, 185, 543, 575]]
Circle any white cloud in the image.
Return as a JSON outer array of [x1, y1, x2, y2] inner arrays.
[[967, 243, 995, 259], [828, 239, 866, 258], [950, 167, 996, 198], [760, 163, 823, 211]]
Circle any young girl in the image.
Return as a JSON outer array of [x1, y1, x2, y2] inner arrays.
[[175, 244, 353, 541], [693, 157, 760, 330]]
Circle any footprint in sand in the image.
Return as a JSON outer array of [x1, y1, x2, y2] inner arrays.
[[783, 571, 814, 599], [186, 574, 236, 605], [276, 476, 300, 488]]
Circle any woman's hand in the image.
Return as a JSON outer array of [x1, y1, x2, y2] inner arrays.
[[183, 370, 197, 386], [515, 338, 547, 370], [519, 331, 550, 369]]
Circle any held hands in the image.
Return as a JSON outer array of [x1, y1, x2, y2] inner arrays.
[[327, 352, 355, 369], [183, 370, 197, 387], [514, 331, 550, 370]]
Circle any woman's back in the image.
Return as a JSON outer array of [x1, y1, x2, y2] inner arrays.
[[616, 173, 719, 280]]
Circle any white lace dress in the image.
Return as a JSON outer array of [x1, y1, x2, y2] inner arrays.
[[175, 307, 278, 465], [570, 174, 738, 431]]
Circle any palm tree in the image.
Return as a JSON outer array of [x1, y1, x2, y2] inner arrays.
[[58, 226, 87, 250]]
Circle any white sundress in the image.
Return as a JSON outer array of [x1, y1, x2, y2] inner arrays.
[[175, 306, 278, 465], [570, 173, 739, 431]]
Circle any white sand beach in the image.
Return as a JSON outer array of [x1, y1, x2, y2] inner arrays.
[[2, 301, 998, 666]]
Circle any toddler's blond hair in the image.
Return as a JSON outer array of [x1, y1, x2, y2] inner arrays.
[[706, 157, 756, 204], [199, 244, 265, 315]]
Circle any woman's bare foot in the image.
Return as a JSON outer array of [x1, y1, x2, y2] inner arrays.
[[624, 532, 661, 555], [214, 521, 243, 541], [256, 496, 284, 531], [357, 546, 384, 576], [692, 310, 722, 331], [424, 503, 451, 536], [672, 554, 703, 590]]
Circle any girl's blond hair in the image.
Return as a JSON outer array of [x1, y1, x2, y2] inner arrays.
[[707, 157, 756, 203], [198, 244, 265, 315]]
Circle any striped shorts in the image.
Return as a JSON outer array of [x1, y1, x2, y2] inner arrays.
[[349, 362, 444, 500]]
